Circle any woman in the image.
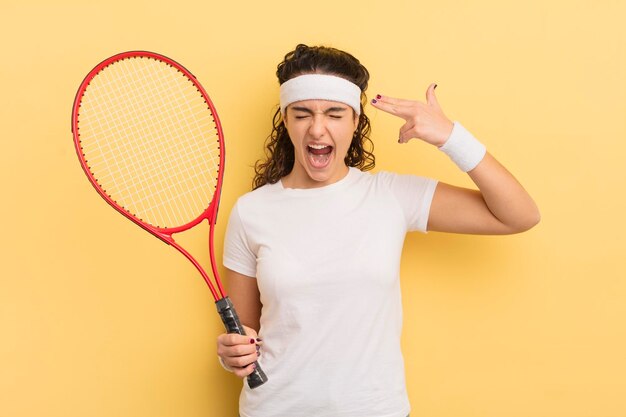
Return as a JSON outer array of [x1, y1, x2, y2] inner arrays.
[[217, 44, 540, 417]]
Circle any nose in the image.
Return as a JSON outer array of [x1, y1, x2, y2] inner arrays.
[[308, 114, 327, 138]]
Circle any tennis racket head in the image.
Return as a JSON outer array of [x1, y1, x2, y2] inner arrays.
[[72, 51, 225, 236]]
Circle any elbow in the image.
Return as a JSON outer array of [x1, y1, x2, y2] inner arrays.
[[521, 211, 541, 232], [509, 208, 541, 234]]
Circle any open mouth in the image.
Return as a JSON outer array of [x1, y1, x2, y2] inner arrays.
[[307, 144, 333, 168]]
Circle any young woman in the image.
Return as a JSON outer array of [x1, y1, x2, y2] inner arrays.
[[216, 44, 540, 417]]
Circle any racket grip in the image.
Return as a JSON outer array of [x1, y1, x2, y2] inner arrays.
[[216, 296, 268, 389]]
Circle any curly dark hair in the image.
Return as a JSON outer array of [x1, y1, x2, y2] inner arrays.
[[252, 44, 375, 189]]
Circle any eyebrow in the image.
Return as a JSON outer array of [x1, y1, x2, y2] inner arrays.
[[290, 106, 348, 114]]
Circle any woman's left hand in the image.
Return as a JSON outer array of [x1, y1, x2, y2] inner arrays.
[[371, 83, 454, 147]]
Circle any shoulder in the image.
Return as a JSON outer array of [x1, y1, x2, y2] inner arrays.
[[230, 181, 284, 223], [236, 181, 280, 205]]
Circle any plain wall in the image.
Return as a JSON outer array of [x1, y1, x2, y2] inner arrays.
[[1, 1, 625, 416]]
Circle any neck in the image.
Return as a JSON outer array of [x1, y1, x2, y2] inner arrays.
[[281, 165, 349, 189]]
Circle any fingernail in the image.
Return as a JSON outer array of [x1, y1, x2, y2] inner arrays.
[[249, 338, 255, 344], [434, 84, 438, 89], [256, 338, 263, 342], [371, 99, 377, 104], [251, 363, 257, 369], [376, 94, 381, 99]]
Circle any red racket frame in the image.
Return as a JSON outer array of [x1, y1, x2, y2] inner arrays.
[[71, 51, 226, 302]]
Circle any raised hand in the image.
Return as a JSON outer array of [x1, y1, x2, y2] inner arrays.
[[371, 83, 454, 147]]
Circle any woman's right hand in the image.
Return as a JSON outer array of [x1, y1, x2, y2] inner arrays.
[[216, 325, 262, 379]]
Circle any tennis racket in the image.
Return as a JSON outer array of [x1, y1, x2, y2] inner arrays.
[[71, 51, 267, 389]]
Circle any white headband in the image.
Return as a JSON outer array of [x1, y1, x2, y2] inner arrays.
[[279, 74, 362, 115]]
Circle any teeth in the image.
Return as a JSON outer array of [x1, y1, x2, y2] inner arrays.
[[309, 144, 330, 149]]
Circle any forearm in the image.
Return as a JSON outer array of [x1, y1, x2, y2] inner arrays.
[[428, 127, 540, 235], [467, 152, 540, 232], [225, 268, 262, 332]]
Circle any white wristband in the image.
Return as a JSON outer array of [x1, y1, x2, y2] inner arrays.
[[439, 121, 487, 172], [218, 356, 234, 373]]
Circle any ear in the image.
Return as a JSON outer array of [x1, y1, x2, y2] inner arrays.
[[282, 109, 288, 127]]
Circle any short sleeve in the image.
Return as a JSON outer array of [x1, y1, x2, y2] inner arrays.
[[378, 172, 438, 233], [222, 201, 257, 277]]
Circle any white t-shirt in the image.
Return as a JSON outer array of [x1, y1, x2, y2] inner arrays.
[[224, 167, 438, 417]]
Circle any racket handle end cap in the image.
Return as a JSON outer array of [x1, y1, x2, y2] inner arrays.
[[248, 365, 268, 389]]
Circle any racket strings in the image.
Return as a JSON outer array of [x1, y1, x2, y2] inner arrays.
[[96, 59, 218, 205], [77, 56, 221, 228]]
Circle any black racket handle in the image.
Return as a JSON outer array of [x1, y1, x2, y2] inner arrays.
[[216, 296, 268, 389]]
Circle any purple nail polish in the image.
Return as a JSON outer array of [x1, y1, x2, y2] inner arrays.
[[256, 338, 263, 342], [371, 99, 377, 104]]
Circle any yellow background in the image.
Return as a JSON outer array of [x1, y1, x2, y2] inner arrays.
[[1, 1, 625, 416]]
